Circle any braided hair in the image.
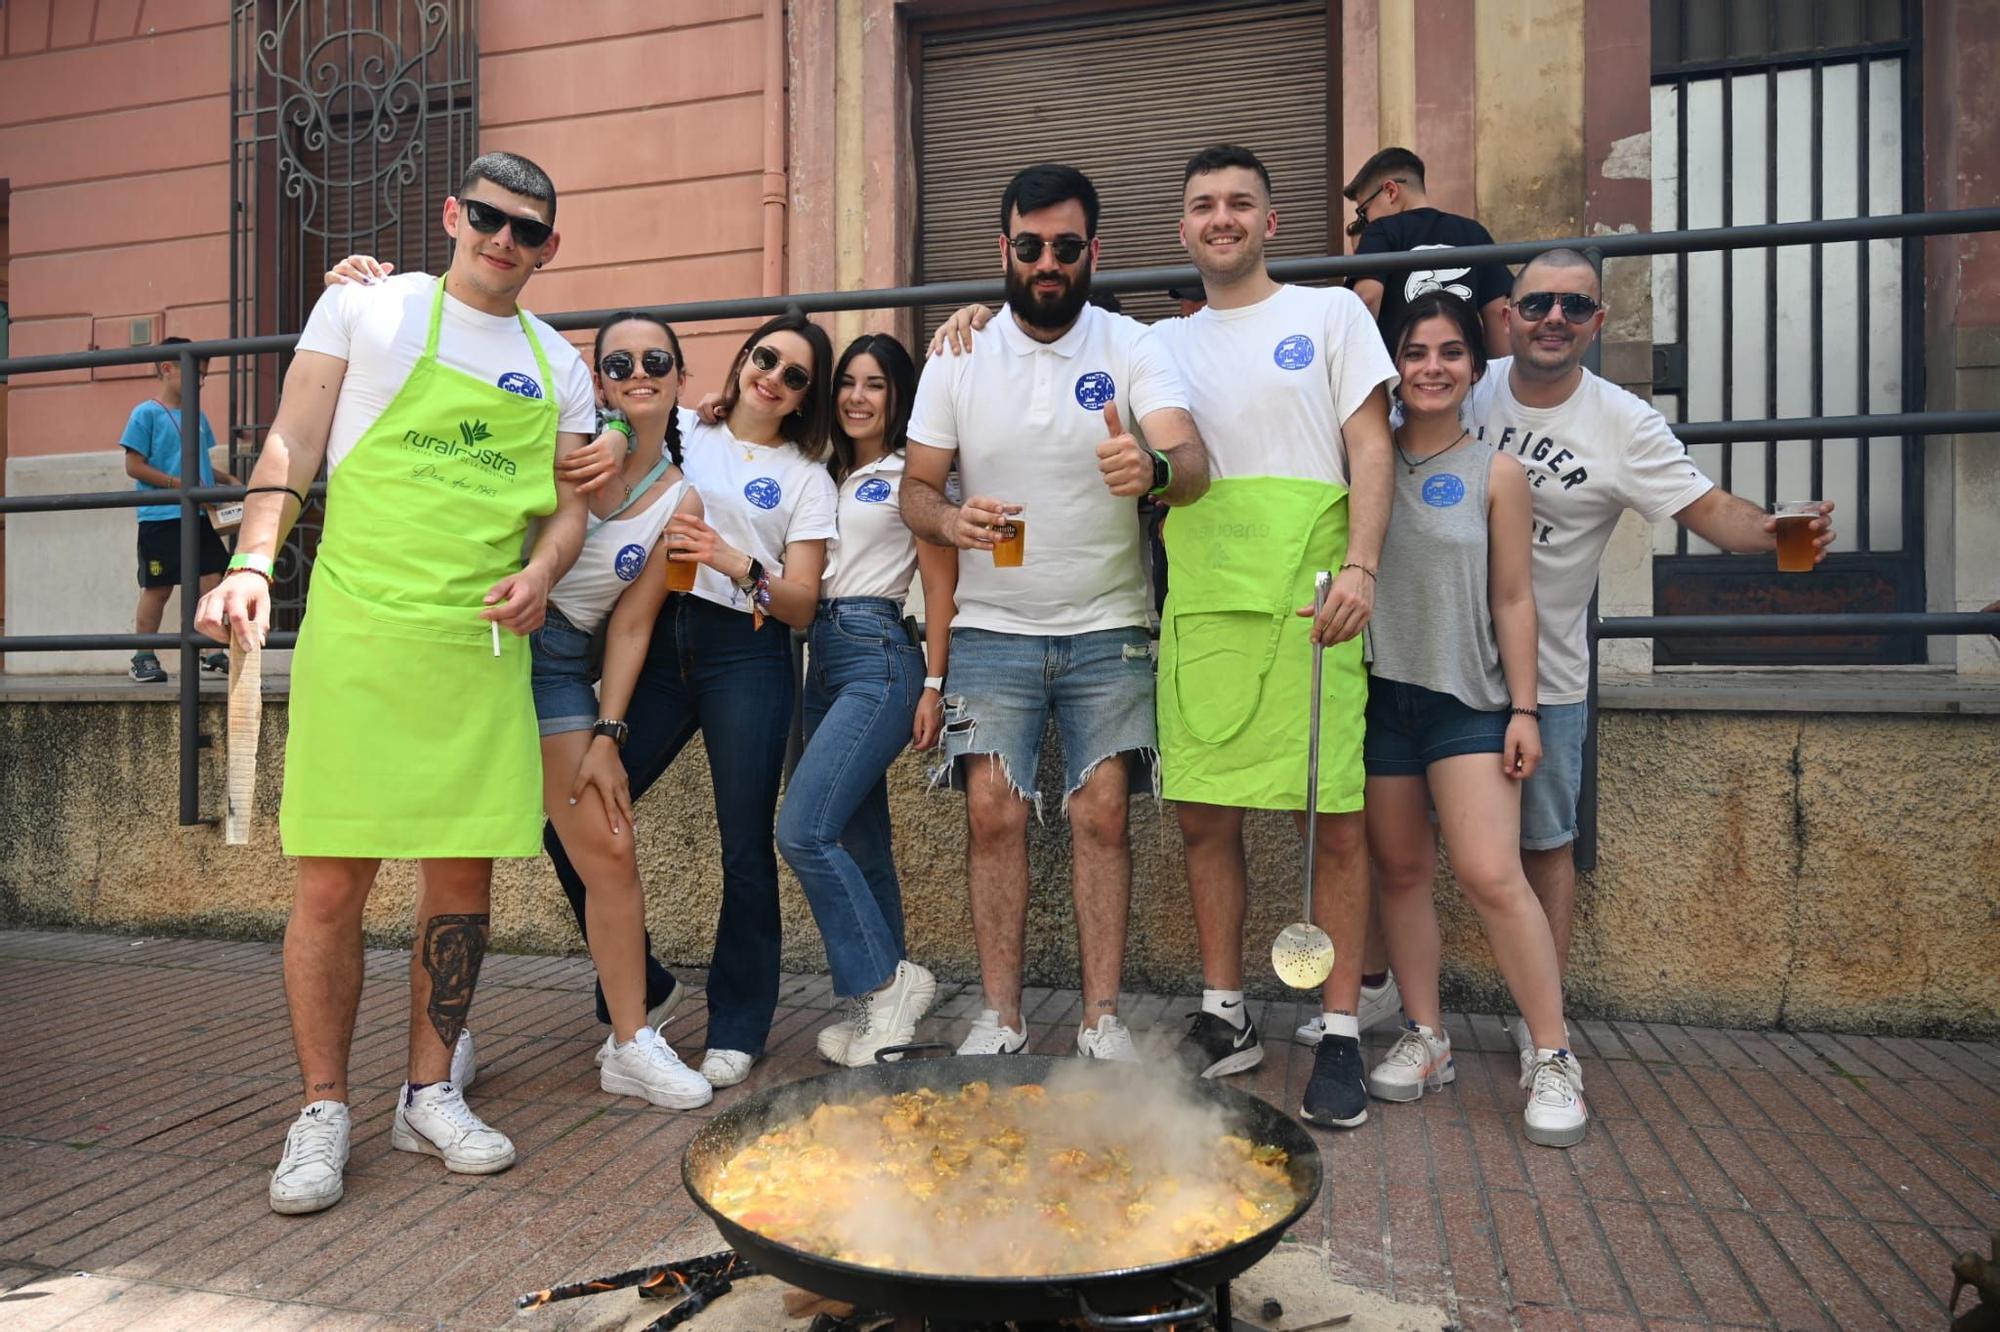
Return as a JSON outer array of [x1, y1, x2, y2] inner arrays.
[[593, 311, 687, 466]]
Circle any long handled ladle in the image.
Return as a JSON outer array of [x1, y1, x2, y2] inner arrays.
[[1271, 569, 1337, 990]]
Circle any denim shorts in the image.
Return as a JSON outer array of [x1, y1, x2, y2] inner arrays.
[[1519, 700, 1588, 851], [938, 625, 1158, 818], [529, 604, 599, 736], [1362, 676, 1508, 777]]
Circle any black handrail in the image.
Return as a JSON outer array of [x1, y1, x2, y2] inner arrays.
[[1, 205, 1996, 828]]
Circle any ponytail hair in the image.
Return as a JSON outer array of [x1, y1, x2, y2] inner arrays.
[[592, 311, 687, 466]]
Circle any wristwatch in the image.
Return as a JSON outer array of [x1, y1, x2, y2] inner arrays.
[[735, 558, 767, 593], [591, 719, 630, 748], [1146, 448, 1172, 496]]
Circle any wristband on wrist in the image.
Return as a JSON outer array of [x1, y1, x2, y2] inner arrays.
[[226, 552, 275, 582], [923, 675, 945, 691], [1510, 706, 1542, 721], [1338, 562, 1377, 581], [244, 484, 309, 510], [601, 417, 633, 438], [1146, 448, 1173, 496]]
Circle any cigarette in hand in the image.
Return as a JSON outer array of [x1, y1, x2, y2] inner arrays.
[[491, 620, 501, 657]]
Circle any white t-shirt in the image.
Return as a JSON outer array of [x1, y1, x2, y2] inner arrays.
[[550, 478, 691, 633], [906, 302, 1189, 636], [295, 272, 596, 474], [824, 450, 920, 603], [1465, 359, 1714, 703], [1153, 283, 1396, 483], [678, 409, 839, 614]]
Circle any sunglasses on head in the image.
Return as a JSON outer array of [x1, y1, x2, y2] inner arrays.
[[1513, 291, 1603, 324], [599, 348, 676, 381], [1007, 234, 1090, 265], [749, 343, 812, 393], [460, 197, 554, 249]]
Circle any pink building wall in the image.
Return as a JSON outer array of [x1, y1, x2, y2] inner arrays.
[[0, 0, 782, 468]]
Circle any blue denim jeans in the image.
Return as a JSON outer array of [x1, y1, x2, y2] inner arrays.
[[776, 598, 921, 998], [545, 595, 795, 1053]]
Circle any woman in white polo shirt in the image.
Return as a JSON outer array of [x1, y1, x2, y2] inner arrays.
[[557, 310, 838, 1091], [773, 334, 957, 1067]]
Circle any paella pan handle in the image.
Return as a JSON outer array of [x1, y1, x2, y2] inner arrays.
[[1072, 1278, 1214, 1329], [872, 1040, 953, 1064]]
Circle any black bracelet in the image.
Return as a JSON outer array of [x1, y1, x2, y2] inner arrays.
[[246, 484, 310, 509], [1510, 706, 1542, 721], [1338, 562, 1377, 580]]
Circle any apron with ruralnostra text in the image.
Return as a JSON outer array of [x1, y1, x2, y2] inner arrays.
[[1156, 476, 1368, 815], [280, 278, 558, 857]]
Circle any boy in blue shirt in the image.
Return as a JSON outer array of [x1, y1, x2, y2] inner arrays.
[[121, 337, 238, 681]]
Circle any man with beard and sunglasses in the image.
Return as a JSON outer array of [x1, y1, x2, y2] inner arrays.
[[1467, 248, 1836, 1077], [902, 162, 1210, 1062], [197, 151, 608, 1215]]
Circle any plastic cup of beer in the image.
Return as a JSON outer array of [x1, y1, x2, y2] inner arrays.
[[1773, 500, 1819, 573], [664, 542, 698, 593], [991, 506, 1026, 568]]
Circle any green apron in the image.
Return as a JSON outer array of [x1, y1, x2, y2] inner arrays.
[[1157, 476, 1367, 814], [281, 279, 558, 857]]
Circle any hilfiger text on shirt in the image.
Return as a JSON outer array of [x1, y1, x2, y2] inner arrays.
[[1478, 425, 1587, 546]]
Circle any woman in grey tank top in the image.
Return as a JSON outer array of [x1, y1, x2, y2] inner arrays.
[[1363, 291, 1587, 1149]]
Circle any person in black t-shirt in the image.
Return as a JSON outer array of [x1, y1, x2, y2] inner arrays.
[[1343, 146, 1512, 357]]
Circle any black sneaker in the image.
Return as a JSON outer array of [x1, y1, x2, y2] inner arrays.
[[200, 650, 229, 673], [1176, 1010, 1264, 1079], [129, 653, 167, 683], [1300, 1033, 1369, 1128]]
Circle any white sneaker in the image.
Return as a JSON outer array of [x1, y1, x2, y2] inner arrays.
[[1076, 1014, 1139, 1061], [1366, 1022, 1455, 1103], [698, 1048, 756, 1087], [450, 1029, 475, 1092], [838, 961, 938, 1068], [600, 1026, 713, 1109], [956, 1009, 1028, 1055], [594, 984, 691, 1066], [1295, 973, 1402, 1044], [1507, 1016, 1569, 1080], [392, 1082, 515, 1173], [1521, 1048, 1588, 1148], [269, 1100, 350, 1215], [817, 1010, 857, 1064]]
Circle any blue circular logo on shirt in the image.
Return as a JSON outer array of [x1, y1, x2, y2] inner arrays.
[[1422, 474, 1467, 508], [496, 371, 543, 399], [1273, 335, 1316, 370], [744, 477, 783, 510], [855, 477, 892, 504], [1074, 371, 1116, 410], [614, 543, 647, 581]]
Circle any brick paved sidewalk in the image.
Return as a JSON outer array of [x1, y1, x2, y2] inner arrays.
[[0, 928, 1994, 1331]]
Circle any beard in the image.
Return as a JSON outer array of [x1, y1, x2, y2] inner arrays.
[[1005, 259, 1092, 333]]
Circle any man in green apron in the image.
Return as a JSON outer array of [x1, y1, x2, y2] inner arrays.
[[196, 152, 605, 1215], [1147, 146, 1398, 1127]]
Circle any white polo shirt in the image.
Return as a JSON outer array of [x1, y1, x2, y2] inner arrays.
[[678, 409, 839, 614], [906, 303, 1188, 636], [824, 450, 921, 603]]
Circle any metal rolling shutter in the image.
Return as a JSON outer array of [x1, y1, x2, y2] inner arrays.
[[916, 0, 1331, 335]]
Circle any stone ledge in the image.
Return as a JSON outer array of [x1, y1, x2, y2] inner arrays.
[[1599, 666, 2000, 714]]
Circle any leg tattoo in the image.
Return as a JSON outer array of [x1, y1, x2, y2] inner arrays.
[[422, 913, 490, 1051]]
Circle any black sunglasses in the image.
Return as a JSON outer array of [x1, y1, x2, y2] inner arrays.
[[1007, 234, 1090, 265], [749, 343, 812, 393], [460, 197, 554, 249], [1512, 291, 1603, 324], [599, 348, 676, 381]]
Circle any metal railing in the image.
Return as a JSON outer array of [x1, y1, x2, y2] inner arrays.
[[2, 207, 1998, 833]]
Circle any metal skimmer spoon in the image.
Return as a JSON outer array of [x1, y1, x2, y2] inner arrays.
[[1271, 569, 1336, 990]]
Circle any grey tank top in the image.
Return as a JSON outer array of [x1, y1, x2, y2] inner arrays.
[[1369, 441, 1509, 710]]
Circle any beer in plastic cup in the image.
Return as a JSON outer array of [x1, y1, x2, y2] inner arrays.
[[665, 544, 699, 592], [992, 507, 1026, 568], [1773, 500, 1818, 573]]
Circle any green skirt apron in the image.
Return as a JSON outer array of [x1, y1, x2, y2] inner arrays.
[[1157, 476, 1367, 814], [281, 279, 558, 858]]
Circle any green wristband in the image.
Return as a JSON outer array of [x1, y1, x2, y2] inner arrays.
[[602, 417, 633, 438]]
